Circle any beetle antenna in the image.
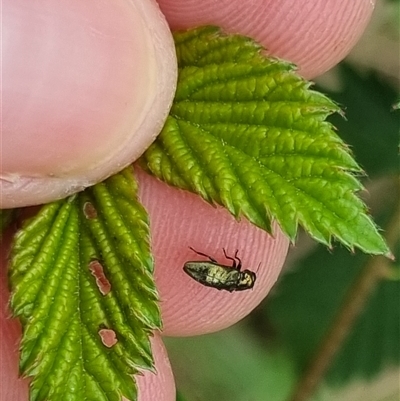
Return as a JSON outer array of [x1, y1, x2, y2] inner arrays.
[[256, 262, 261, 274], [189, 247, 217, 263]]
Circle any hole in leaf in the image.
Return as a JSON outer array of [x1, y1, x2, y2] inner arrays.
[[83, 201, 98, 219], [99, 328, 118, 348], [89, 260, 111, 295]]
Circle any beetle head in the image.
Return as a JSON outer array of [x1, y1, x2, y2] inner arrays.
[[237, 270, 256, 290]]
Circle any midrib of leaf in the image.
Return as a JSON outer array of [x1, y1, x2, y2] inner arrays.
[[9, 167, 160, 401], [141, 26, 390, 256]]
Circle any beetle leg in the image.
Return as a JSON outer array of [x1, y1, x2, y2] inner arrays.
[[223, 248, 239, 269], [234, 249, 242, 271], [189, 247, 217, 263]]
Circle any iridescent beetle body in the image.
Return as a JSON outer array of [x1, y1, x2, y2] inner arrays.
[[183, 247, 256, 292]]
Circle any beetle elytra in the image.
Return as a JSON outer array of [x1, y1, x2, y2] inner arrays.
[[183, 247, 256, 292]]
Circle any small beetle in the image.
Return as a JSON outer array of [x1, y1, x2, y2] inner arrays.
[[183, 247, 257, 292]]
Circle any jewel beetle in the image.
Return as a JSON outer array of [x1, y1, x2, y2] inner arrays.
[[183, 247, 257, 292]]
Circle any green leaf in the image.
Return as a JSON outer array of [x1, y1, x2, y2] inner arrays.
[[9, 167, 160, 401], [141, 26, 390, 256]]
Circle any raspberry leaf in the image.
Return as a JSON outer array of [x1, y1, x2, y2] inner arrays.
[[9, 167, 160, 401], [141, 26, 390, 256]]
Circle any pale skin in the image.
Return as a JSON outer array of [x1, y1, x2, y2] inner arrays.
[[0, 0, 375, 400]]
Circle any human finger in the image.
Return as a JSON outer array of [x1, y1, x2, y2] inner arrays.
[[157, 0, 374, 78], [1, 0, 177, 209], [136, 167, 290, 336]]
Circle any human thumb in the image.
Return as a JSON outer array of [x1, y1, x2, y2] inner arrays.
[[1, 0, 177, 209]]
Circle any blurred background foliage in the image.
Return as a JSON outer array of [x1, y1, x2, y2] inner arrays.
[[167, 1, 400, 400]]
